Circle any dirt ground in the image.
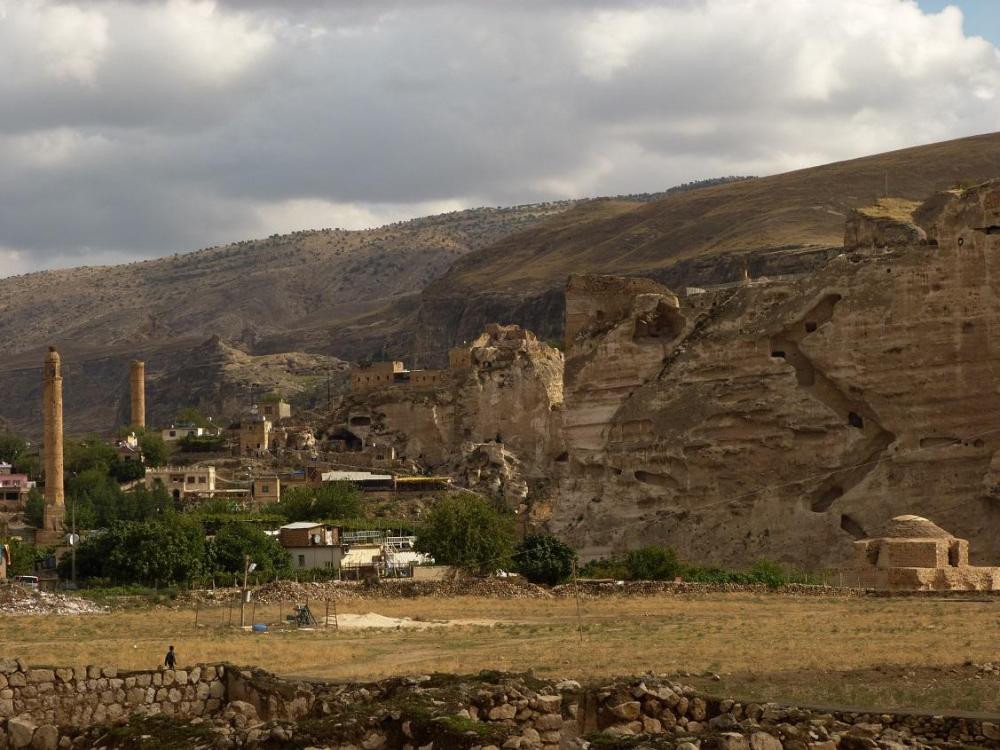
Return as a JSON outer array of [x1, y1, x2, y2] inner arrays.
[[3, 592, 999, 713]]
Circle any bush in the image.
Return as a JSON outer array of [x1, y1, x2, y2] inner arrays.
[[624, 545, 681, 581], [515, 534, 576, 586]]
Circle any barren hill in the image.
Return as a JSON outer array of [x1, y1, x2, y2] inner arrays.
[[415, 131, 1000, 352]]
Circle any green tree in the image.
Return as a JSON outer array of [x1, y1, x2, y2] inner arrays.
[[138, 432, 169, 467], [175, 408, 212, 428], [276, 482, 362, 522], [313, 482, 362, 519], [414, 495, 515, 575], [624, 545, 681, 581], [23, 487, 44, 528], [515, 534, 576, 586], [276, 486, 318, 522], [207, 522, 290, 575], [2, 538, 46, 576], [65, 438, 118, 476], [0, 433, 27, 465], [63, 516, 205, 585]]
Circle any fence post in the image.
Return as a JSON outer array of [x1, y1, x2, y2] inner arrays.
[[194, 600, 200, 628], [325, 599, 329, 629]]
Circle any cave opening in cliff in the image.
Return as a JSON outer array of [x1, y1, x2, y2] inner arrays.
[[349, 415, 372, 427], [770, 350, 786, 358], [840, 514, 866, 539], [804, 321, 817, 333], [328, 428, 363, 452], [848, 411, 864, 429]]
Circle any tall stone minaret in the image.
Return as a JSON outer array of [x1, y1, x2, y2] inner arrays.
[[130, 360, 146, 429], [40, 346, 65, 544]]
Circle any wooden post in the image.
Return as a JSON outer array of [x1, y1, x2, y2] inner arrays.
[[194, 599, 200, 628], [325, 599, 330, 629], [227, 598, 233, 627], [251, 597, 257, 627]]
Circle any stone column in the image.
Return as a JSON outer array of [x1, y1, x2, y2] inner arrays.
[[40, 347, 65, 544], [130, 360, 146, 429]]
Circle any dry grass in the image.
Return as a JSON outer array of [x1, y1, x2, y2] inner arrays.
[[3, 592, 1000, 712]]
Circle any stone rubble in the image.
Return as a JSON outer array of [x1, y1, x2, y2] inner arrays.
[[0, 583, 105, 616]]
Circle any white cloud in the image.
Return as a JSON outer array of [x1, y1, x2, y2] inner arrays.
[[0, 0, 998, 277]]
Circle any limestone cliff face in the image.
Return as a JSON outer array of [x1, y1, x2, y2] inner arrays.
[[550, 180, 1000, 568], [329, 325, 563, 504]]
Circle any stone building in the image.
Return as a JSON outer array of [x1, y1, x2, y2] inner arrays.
[[852, 515, 1000, 591], [258, 399, 291, 422], [145, 465, 216, 501], [239, 415, 272, 456]]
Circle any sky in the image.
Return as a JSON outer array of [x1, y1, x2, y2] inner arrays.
[[1, 0, 998, 277]]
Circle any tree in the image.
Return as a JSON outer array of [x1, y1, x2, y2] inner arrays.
[[624, 545, 681, 581], [0, 433, 27, 465], [23, 488, 44, 528], [414, 495, 515, 575], [138, 432, 169, 467], [276, 482, 363, 522], [207, 522, 290, 575], [515, 534, 576, 586], [65, 438, 118, 476], [313, 482, 362, 520], [175, 407, 212, 428], [277, 486, 317, 522], [64, 516, 205, 585]]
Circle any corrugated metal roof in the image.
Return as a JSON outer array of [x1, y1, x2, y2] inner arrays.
[[280, 521, 324, 529], [321, 471, 393, 482]]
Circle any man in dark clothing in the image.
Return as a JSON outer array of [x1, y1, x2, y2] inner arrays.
[[164, 645, 177, 669]]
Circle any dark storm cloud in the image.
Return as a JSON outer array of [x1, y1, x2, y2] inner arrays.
[[0, 0, 997, 276]]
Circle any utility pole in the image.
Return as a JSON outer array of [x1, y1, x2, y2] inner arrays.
[[239, 554, 254, 628], [70, 498, 76, 587]]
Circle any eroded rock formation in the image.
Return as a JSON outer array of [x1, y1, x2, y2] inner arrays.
[[550, 180, 1000, 568], [327, 325, 564, 506]]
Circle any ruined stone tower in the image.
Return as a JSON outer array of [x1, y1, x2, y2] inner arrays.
[[40, 346, 65, 544], [130, 360, 146, 428]]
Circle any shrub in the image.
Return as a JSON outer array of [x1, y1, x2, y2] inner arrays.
[[515, 534, 576, 586], [415, 495, 515, 575]]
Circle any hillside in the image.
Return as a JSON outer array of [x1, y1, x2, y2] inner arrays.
[[0, 202, 580, 437], [414, 131, 1000, 352]]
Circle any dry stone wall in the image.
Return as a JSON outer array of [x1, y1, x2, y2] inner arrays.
[[0, 664, 997, 749], [0, 657, 227, 727]]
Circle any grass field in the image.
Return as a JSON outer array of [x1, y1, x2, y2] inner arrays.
[[3, 593, 999, 713]]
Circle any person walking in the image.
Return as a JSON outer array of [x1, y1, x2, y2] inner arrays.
[[164, 645, 177, 669]]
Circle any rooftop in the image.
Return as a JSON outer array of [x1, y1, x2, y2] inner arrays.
[[880, 515, 954, 540]]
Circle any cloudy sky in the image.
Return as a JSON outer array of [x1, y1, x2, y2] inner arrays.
[[1, 0, 998, 277]]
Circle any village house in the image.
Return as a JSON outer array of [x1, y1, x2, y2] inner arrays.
[[0, 461, 33, 512], [251, 475, 281, 504], [278, 522, 343, 571], [161, 424, 217, 443], [145, 465, 216, 501], [114, 432, 143, 464]]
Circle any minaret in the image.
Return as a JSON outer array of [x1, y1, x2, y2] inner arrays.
[[130, 360, 146, 428], [40, 346, 65, 544]]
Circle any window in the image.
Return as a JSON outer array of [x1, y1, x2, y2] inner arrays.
[[260, 484, 270, 493], [298, 555, 306, 568], [198, 477, 206, 484], [186, 476, 196, 484], [169, 431, 176, 438]]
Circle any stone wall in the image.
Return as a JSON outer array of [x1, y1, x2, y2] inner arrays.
[[0, 658, 227, 739], [1, 663, 999, 748]]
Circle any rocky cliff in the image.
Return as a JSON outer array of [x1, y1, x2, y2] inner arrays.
[[549, 180, 1000, 568], [326, 325, 564, 508]]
